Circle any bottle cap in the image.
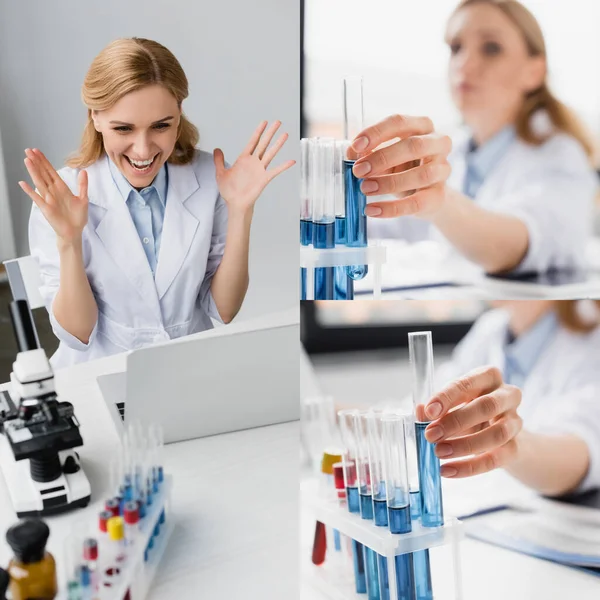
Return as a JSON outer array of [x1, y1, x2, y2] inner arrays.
[[6, 519, 49, 564], [107, 516, 124, 541], [83, 538, 98, 561], [321, 450, 343, 475], [123, 502, 139, 525], [99, 510, 112, 533], [105, 498, 120, 517]]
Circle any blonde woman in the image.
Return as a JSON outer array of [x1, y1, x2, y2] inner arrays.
[[356, 0, 598, 274], [21, 38, 294, 368], [418, 300, 600, 496]]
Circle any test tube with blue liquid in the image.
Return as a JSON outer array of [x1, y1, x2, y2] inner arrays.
[[409, 332, 440, 600], [365, 412, 390, 600], [356, 412, 380, 600], [381, 415, 416, 600], [312, 138, 336, 299], [300, 138, 313, 300], [338, 409, 367, 594], [334, 140, 353, 300], [343, 76, 368, 281]]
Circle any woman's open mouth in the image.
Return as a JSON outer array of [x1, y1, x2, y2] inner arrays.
[[125, 154, 159, 175]]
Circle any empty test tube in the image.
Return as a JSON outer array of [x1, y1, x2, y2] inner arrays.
[[408, 332, 444, 528], [381, 415, 416, 600]]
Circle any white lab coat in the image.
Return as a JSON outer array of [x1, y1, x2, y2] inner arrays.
[[370, 113, 598, 273], [437, 308, 600, 492], [29, 151, 227, 369]]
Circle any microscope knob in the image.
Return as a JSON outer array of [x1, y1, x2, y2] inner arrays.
[[63, 455, 80, 474]]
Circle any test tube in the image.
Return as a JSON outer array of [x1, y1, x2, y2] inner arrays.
[[343, 76, 368, 281], [365, 412, 390, 600], [300, 138, 313, 301], [408, 332, 444, 528], [381, 415, 416, 600], [338, 409, 367, 595], [334, 139, 353, 300], [312, 138, 336, 300]]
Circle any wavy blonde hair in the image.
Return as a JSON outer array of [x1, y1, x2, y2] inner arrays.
[[67, 38, 198, 168], [555, 300, 600, 334], [451, 0, 594, 158]]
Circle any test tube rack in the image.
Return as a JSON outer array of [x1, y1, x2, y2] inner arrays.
[[300, 243, 387, 300], [57, 475, 174, 600], [301, 480, 464, 600]]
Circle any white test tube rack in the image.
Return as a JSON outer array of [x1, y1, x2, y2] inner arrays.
[[57, 475, 175, 600], [300, 243, 387, 300], [301, 480, 464, 600]]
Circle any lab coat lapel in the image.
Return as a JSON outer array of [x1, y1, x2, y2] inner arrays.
[[86, 158, 162, 319], [154, 162, 200, 300]]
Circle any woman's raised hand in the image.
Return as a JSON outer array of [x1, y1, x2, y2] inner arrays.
[[349, 115, 452, 219], [19, 149, 88, 245], [214, 121, 295, 213]]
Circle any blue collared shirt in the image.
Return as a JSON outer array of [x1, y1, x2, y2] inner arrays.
[[503, 311, 558, 389], [108, 157, 168, 276], [463, 126, 516, 199]]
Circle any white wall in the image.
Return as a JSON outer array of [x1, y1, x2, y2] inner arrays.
[[0, 0, 299, 318], [0, 125, 16, 260]]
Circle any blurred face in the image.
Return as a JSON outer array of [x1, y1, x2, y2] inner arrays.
[[92, 84, 181, 188], [446, 4, 545, 133]]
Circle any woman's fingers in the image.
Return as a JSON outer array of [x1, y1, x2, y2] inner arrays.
[[23, 157, 49, 199], [351, 115, 435, 155], [425, 384, 522, 443], [353, 134, 452, 179], [266, 159, 296, 182], [77, 170, 89, 201], [32, 149, 60, 187], [255, 121, 282, 159], [213, 148, 226, 178], [360, 161, 451, 197], [18, 180, 47, 210], [364, 183, 446, 218], [440, 439, 519, 478], [425, 366, 504, 420], [262, 132, 288, 168], [242, 121, 268, 155], [434, 412, 523, 459]]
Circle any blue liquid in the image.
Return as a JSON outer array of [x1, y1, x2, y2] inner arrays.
[[360, 493, 374, 520], [378, 554, 390, 600], [300, 220, 312, 300], [335, 215, 347, 244], [334, 266, 354, 300], [313, 221, 335, 300], [364, 546, 381, 600], [343, 159, 368, 280], [395, 553, 417, 600], [300, 219, 313, 246], [352, 539, 367, 594], [374, 499, 389, 527], [388, 505, 412, 535], [414, 549, 433, 600], [415, 422, 444, 527], [334, 528, 341, 551], [347, 486, 360, 514], [410, 491, 421, 520]]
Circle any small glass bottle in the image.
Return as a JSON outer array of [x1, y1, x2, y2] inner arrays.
[[6, 519, 58, 600]]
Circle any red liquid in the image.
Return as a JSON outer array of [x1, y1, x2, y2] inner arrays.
[[311, 521, 327, 565]]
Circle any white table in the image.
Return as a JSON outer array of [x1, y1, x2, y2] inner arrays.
[[0, 353, 298, 599], [301, 352, 600, 599]]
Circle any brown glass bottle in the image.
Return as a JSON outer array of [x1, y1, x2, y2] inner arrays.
[[6, 519, 57, 600]]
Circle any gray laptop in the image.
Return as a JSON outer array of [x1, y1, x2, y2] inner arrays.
[[98, 310, 299, 443]]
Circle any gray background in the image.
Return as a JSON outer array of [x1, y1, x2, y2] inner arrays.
[[0, 0, 299, 320]]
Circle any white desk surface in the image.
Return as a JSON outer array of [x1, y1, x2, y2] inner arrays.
[[301, 352, 600, 599], [353, 239, 600, 300], [0, 353, 299, 599]]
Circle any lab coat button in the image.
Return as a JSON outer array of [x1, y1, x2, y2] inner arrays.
[[143, 237, 150, 244]]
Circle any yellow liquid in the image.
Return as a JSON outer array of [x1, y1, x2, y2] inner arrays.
[[8, 551, 57, 600]]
